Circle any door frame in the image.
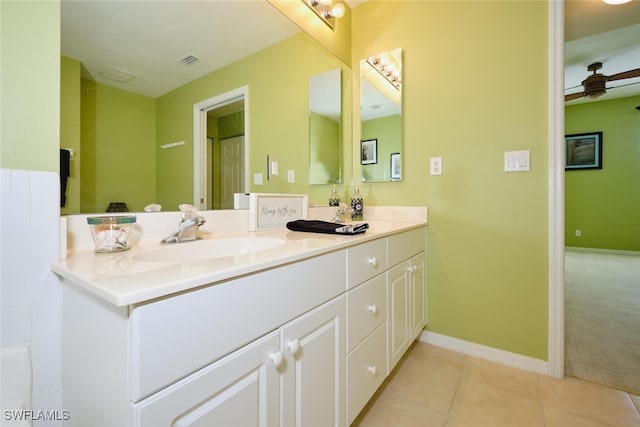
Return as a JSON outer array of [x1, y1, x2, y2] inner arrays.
[[548, 0, 565, 379], [193, 86, 249, 210]]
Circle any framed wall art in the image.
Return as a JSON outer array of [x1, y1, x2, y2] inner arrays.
[[390, 152, 401, 180], [361, 139, 378, 165], [565, 132, 602, 170]]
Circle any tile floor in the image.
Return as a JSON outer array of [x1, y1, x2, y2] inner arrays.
[[353, 341, 640, 427]]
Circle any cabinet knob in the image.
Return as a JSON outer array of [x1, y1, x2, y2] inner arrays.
[[367, 304, 378, 315], [287, 339, 301, 356], [270, 351, 284, 368], [367, 365, 377, 376], [407, 265, 417, 273], [367, 257, 378, 267]]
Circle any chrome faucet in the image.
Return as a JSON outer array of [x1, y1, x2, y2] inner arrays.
[[161, 204, 206, 244], [332, 203, 351, 223]]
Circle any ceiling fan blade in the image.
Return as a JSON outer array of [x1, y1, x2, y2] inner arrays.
[[607, 68, 640, 82], [565, 92, 584, 101], [607, 80, 640, 90]]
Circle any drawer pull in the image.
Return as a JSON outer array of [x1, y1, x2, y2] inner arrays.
[[367, 304, 378, 315], [287, 339, 301, 356], [407, 265, 417, 273], [270, 351, 284, 368], [367, 365, 377, 376], [367, 257, 378, 267]]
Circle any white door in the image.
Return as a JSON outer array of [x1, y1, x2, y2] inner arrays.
[[281, 296, 346, 427], [133, 331, 280, 427], [220, 136, 245, 210]]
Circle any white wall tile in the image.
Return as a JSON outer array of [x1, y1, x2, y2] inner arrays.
[[31, 325, 61, 399], [31, 271, 61, 334], [1, 235, 31, 308], [1, 168, 62, 412], [32, 390, 63, 427], [1, 305, 31, 346]]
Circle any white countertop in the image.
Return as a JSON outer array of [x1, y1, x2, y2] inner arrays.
[[52, 218, 426, 307]]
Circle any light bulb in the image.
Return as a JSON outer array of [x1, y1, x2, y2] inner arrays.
[[332, 3, 345, 18], [603, 0, 631, 4]]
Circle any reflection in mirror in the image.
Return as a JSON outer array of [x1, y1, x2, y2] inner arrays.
[[309, 68, 342, 185], [360, 48, 402, 182], [60, 1, 352, 215], [204, 97, 246, 210]]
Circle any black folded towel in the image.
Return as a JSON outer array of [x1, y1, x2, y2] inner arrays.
[[60, 149, 71, 208], [286, 220, 369, 235]]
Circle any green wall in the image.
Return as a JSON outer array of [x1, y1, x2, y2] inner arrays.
[[74, 79, 157, 213], [60, 57, 81, 213], [565, 95, 640, 251], [361, 115, 401, 182], [1, 0, 60, 172], [353, 1, 549, 360], [309, 111, 341, 184]]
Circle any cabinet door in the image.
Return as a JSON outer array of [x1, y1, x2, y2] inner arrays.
[[281, 296, 346, 427], [132, 331, 280, 427], [410, 252, 427, 340], [387, 261, 410, 372]]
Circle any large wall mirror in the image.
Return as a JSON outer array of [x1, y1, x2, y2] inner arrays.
[[359, 48, 403, 182], [60, 1, 350, 214]]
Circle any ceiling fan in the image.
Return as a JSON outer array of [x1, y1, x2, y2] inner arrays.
[[565, 62, 640, 101]]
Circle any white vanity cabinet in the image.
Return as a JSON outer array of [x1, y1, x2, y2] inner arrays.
[[345, 227, 426, 424], [60, 224, 427, 427], [386, 229, 427, 372], [132, 295, 346, 427]]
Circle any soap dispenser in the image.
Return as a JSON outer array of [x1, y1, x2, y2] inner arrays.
[[329, 185, 340, 207], [351, 186, 363, 220]]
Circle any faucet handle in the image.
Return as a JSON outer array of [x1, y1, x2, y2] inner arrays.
[[179, 203, 198, 221]]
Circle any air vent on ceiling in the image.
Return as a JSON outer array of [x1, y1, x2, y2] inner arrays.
[[178, 54, 202, 66], [99, 67, 136, 83]]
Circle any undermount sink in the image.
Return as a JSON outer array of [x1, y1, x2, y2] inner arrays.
[[133, 237, 286, 263]]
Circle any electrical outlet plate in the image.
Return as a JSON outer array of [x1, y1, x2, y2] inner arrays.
[[287, 170, 295, 183], [430, 157, 443, 175]]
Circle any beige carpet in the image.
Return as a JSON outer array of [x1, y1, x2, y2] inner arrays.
[[564, 250, 640, 395]]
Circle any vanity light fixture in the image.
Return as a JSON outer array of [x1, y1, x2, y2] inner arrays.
[[302, 0, 345, 30], [603, 0, 631, 4], [366, 53, 402, 90]]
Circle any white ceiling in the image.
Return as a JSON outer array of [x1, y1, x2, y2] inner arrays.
[[564, 0, 640, 104], [61, 0, 301, 98], [62, 1, 640, 104]]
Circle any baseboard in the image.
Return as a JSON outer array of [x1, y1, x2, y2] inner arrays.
[[419, 331, 548, 375], [565, 246, 640, 256]]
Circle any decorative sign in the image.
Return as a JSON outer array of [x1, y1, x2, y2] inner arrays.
[[249, 193, 308, 231]]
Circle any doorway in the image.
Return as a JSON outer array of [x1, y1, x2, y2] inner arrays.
[[193, 86, 249, 210]]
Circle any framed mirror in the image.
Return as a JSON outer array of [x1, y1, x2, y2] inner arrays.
[[359, 48, 403, 182], [60, 1, 351, 214], [309, 68, 342, 185]]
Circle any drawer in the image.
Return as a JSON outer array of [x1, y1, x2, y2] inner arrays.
[[388, 227, 426, 267], [129, 249, 346, 402], [346, 322, 386, 425], [347, 238, 387, 289], [346, 274, 386, 352]]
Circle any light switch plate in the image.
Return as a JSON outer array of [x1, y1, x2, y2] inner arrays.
[[287, 170, 295, 183], [504, 150, 530, 172], [254, 173, 263, 185]]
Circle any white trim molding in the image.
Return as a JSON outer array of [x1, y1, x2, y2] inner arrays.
[[547, 0, 565, 380], [420, 332, 548, 375]]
